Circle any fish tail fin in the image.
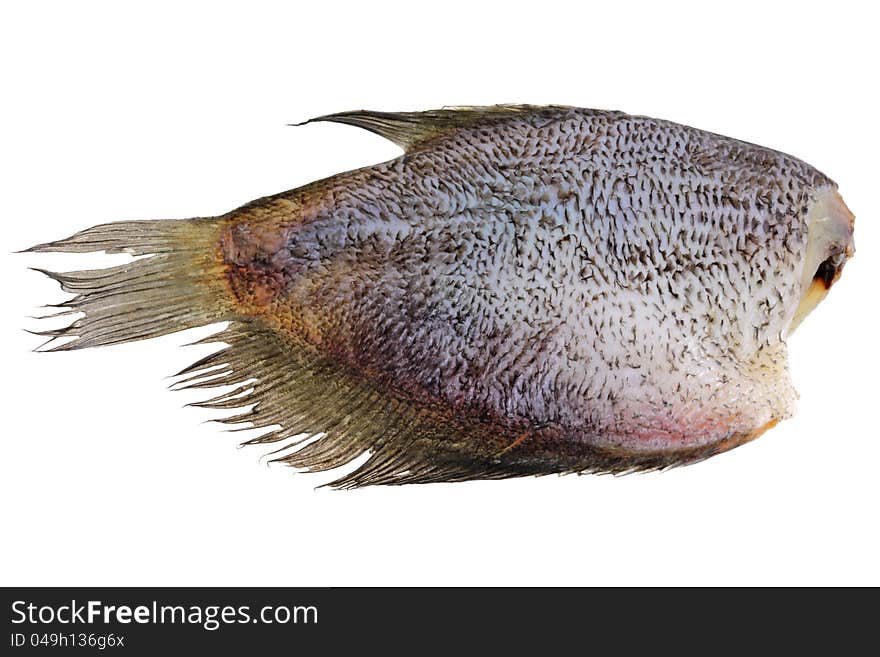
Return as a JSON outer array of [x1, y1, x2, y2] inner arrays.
[[26, 217, 232, 351]]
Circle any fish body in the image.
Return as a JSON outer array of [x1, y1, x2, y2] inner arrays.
[[28, 106, 855, 486]]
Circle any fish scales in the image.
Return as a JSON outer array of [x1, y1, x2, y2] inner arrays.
[[26, 105, 854, 486]]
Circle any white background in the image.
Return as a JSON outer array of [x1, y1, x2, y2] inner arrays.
[[1, 1, 877, 586]]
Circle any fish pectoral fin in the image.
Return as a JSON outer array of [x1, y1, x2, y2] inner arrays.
[[298, 105, 567, 152]]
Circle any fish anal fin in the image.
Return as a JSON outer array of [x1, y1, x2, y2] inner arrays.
[[170, 319, 484, 487]]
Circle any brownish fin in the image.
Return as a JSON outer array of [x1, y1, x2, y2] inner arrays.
[[297, 105, 570, 152], [26, 218, 232, 350]]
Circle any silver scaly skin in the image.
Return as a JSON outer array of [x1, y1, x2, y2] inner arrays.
[[28, 106, 855, 486]]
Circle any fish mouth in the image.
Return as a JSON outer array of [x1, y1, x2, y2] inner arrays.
[[788, 189, 855, 334]]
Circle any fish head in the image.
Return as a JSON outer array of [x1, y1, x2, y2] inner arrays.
[[788, 187, 855, 334]]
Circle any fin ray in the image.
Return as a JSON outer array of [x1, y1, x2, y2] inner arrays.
[[28, 218, 231, 351], [302, 105, 568, 151]]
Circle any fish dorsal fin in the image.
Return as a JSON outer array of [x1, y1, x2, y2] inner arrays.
[[300, 105, 566, 151]]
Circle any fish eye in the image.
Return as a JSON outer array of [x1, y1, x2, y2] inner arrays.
[[813, 250, 845, 290]]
